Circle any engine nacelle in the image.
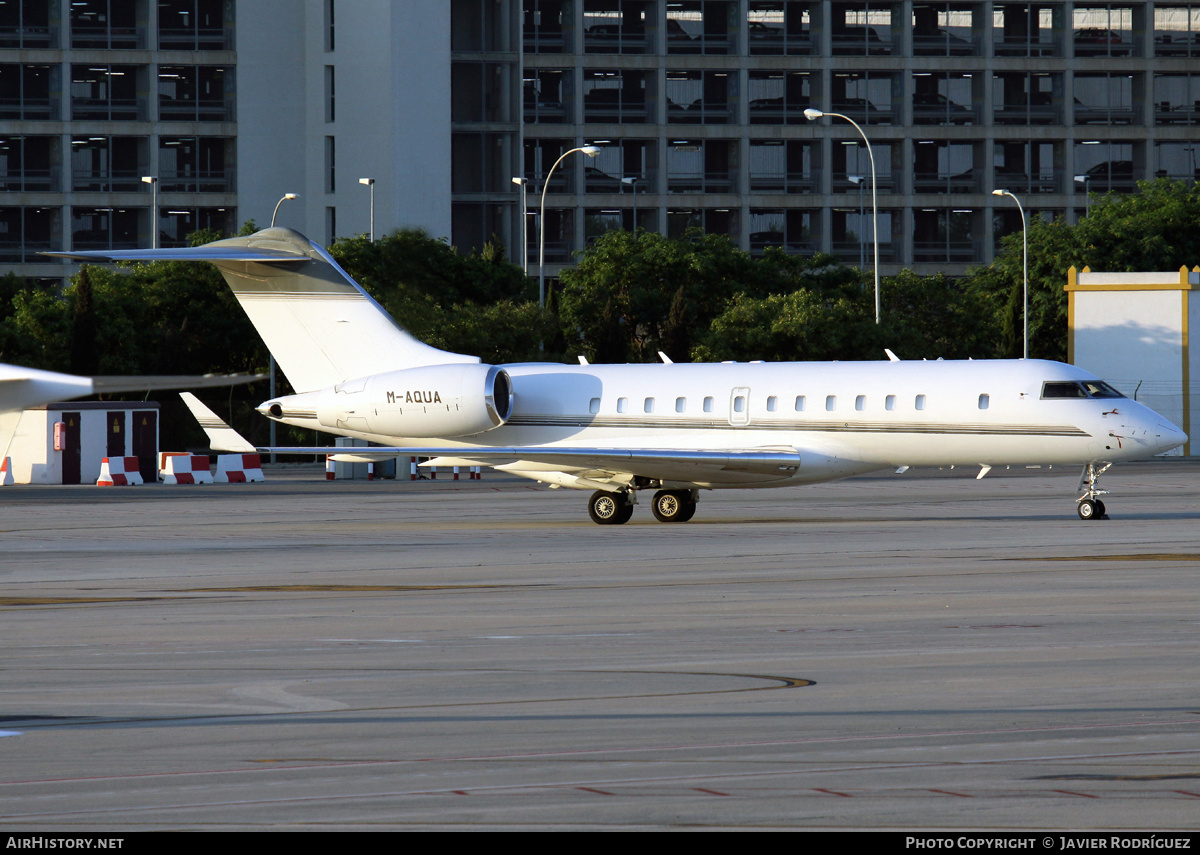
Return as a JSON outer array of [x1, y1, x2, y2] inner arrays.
[[269, 363, 513, 438]]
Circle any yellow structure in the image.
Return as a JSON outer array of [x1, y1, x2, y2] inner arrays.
[[1066, 266, 1197, 457]]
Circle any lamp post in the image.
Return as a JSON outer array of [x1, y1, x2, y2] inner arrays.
[[539, 145, 601, 308], [806, 109, 880, 324], [847, 174, 866, 271], [622, 176, 639, 230], [992, 189, 1028, 359], [271, 193, 298, 228], [141, 176, 157, 248], [512, 176, 529, 274], [1073, 174, 1091, 218], [359, 178, 375, 241]]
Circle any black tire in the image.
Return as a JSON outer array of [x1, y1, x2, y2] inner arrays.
[[651, 490, 696, 523], [651, 490, 682, 522], [1078, 499, 1098, 520], [1095, 500, 1106, 518], [589, 490, 631, 525]]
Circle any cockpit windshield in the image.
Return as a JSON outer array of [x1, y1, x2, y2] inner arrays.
[[1041, 380, 1126, 400]]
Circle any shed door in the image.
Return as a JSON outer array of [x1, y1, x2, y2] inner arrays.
[[106, 411, 126, 458], [61, 412, 81, 485]]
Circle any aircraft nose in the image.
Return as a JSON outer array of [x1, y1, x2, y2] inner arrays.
[[1155, 421, 1188, 454]]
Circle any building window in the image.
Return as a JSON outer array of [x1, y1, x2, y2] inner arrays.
[[325, 66, 335, 122], [325, 135, 335, 193]]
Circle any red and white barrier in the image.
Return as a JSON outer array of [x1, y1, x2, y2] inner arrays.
[[159, 453, 213, 485], [216, 453, 265, 483], [97, 456, 144, 486], [0, 457, 13, 486]]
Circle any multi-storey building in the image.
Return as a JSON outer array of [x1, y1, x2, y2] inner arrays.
[[3, 0, 1197, 287]]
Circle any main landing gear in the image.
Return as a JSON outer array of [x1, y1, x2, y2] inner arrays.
[[588, 489, 697, 525], [1076, 462, 1112, 521]]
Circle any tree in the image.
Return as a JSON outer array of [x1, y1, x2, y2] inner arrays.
[[966, 178, 1200, 361]]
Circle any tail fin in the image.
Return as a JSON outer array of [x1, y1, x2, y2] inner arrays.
[[45, 228, 478, 393], [180, 392, 256, 453]]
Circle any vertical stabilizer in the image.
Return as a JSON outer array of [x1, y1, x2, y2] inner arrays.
[[204, 229, 477, 392]]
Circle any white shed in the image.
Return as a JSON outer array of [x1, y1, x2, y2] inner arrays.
[[1066, 266, 1197, 457], [3, 402, 160, 485]]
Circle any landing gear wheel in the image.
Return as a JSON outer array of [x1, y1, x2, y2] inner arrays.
[[1078, 499, 1099, 520], [589, 490, 632, 525], [1094, 500, 1106, 518], [651, 490, 694, 523]]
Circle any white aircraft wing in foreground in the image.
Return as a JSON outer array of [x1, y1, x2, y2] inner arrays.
[[48, 228, 1187, 524], [0, 363, 264, 462]]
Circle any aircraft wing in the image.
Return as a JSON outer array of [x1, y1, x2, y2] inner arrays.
[[41, 248, 309, 264], [264, 445, 802, 483]]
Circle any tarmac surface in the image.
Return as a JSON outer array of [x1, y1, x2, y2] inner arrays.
[[0, 460, 1197, 830]]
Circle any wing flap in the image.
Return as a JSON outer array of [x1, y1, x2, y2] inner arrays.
[[264, 446, 802, 483]]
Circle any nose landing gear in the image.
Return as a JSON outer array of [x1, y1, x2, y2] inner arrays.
[[1076, 462, 1112, 520]]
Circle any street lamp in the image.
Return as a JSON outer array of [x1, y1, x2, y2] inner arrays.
[[539, 144, 601, 308], [271, 193, 298, 228], [1073, 174, 1091, 218], [993, 189, 1029, 360], [359, 178, 375, 241], [512, 176, 529, 274], [806, 108, 880, 324], [141, 176, 157, 249]]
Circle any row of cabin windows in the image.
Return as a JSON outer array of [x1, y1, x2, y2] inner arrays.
[[589, 393, 991, 415]]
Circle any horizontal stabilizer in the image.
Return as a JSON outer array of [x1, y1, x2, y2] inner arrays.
[[42, 247, 308, 264]]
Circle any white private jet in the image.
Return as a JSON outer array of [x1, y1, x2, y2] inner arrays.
[[48, 227, 1187, 524]]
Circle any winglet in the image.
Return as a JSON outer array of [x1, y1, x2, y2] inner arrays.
[[884, 349, 900, 362], [658, 351, 674, 365], [180, 392, 256, 453]]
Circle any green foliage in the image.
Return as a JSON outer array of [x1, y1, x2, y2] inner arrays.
[[558, 230, 860, 363], [968, 178, 1200, 360], [329, 230, 530, 307]]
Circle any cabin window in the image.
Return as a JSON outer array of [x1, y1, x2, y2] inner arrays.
[[885, 394, 896, 411], [826, 395, 836, 411], [617, 397, 628, 413], [589, 397, 600, 414], [733, 396, 746, 413], [675, 397, 686, 413], [703, 396, 714, 413], [644, 397, 654, 413], [978, 393, 989, 410], [794, 395, 806, 412], [855, 395, 865, 411], [915, 394, 926, 410], [766, 396, 777, 412]]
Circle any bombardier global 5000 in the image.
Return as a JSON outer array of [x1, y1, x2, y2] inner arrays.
[[50, 227, 1187, 524]]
